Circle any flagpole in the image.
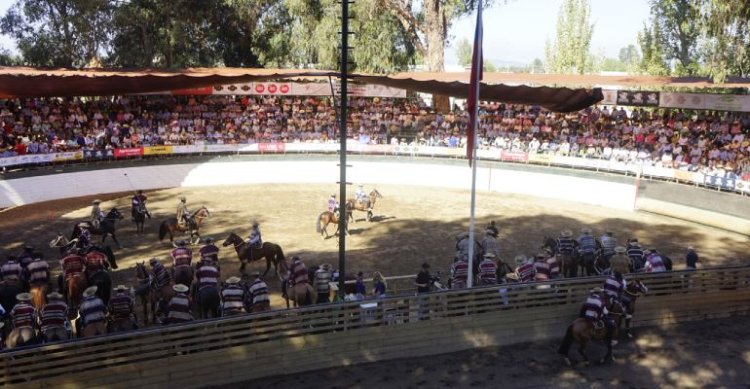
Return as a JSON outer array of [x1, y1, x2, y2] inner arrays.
[[466, 1, 483, 289]]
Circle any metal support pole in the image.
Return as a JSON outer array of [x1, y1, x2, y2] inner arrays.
[[338, 0, 350, 296]]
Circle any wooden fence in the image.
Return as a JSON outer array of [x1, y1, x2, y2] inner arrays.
[[2, 266, 749, 389]]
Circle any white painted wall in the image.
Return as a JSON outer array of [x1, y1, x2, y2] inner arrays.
[[0, 160, 637, 210]]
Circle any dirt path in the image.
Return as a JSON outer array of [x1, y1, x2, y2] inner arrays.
[[208, 316, 750, 389]]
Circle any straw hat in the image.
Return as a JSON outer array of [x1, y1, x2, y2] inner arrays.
[[483, 252, 496, 258], [561, 229, 572, 237], [514, 255, 527, 265], [225, 276, 241, 284], [581, 228, 592, 235], [591, 287, 604, 293], [83, 286, 98, 298], [505, 272, 519, 281], [173, 284, 189, 293], [115, 285, 128, 292], [250, 271, 261, 277], [47, 291, 63, 299], [16, 292, 32, 302], [614, 246, 626, 254], [92, 199, 101, 204]]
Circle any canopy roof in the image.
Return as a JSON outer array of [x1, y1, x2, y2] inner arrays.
[[0, 67, 604, 112]]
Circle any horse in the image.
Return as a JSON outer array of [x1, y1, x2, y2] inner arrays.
[[158, 206, 210, 244], [29, 283, 49, 310], [72, 208, 124, 248], [174, 266, 194, 290], [316, 210, 349, 239], [65, 274, 87, 309], [222, 232, 287, 278], [283, 278, 317, 308], [88, 270, 113, 306], [346, 189, 382, 222], [197, 286, 221, 319], [6, 327, 38, 349], [593, 254, 612, 276], [621, 279, 648, 338], [134, 262, 173, 325], [81, 321, 107, 338], [109, 318, 137, 333], [133, 203, 148, 234], [558, 300, 622, 366]]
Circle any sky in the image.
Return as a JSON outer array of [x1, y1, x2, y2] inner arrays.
[[446, 0, 652, 66], [0, 0, 651, 67]]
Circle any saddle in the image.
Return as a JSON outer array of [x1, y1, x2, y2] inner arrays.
[[593, 320, 605, 331]]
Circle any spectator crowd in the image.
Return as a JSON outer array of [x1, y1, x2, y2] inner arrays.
[[1, 94, 749, 176]]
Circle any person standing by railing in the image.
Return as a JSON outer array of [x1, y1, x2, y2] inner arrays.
[[414, 263, 432, 321], [314, 264, 332, 304]]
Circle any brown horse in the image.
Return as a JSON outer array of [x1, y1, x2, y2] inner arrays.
[[622, 279, 648, 338], [285, 282, 317, 308], [346, 189, 382, 222], [316, 210, 349, 239], [158, 206, 210, 244], [558, 301, 623, 366], [29, 283, 49, 310], [174, 266, 194, 290], [66, 274, 87, 309], [81, 322, 107, 338], [134, 262, 174, 325], [109, 318, 137, 333], [222, 232, 287, 278]]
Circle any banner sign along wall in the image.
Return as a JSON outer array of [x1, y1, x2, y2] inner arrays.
[[143, 145, 173, 155], [660, 92, 750, 112], [197, 82, 405, 98], [616, 90, 660, 107], [84, 149, 114, 160], [114, 147, 144, 158]]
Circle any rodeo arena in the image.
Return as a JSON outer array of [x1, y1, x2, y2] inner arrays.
[[0, 53, 746, 389]]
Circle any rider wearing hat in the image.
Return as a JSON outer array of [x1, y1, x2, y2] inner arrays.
[[59, 248, 86, 291], [11, 293, 36, 330], [314, 264, 333, 304], [199, 237, 220, 264], [514, 255, 535, 283], [478, 253, 498, 285], [25, 252, 50, 291], [90, 199, 105, 229], [327, 194, 339, 215], [84, 245, 110, 281], [579, 287, 615, 346], [17, 245, 36, 269], [626, 239, 645, 272], [481, 222, 501, 259], [148, 258, 172, 290], [248, 271, 270, 313], [170, 239, 193, 274], [610, 246, 630, 276], [166, 284, 194, 324], [221, 276, 246, 316], [131, 190, 150, 220], [598, 229, 618, 260], [355, 185, 369, 209], [40, 291, 69, 340], [557, 230, 577, 276], [79, 286, 107, 329], [247, 221, 262, 248], [533, 252, 551, 281], [1, 255, 24, 284], [288, 256, 308, 287], [450, 255, 469, 289], [176, 196, 190, 229], [108, 285, 136, 327], [195, 254, 220, 292]]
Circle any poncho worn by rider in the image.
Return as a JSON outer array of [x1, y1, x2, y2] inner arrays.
[[176, 196, 190, 229], [131, 190, 150, 220]]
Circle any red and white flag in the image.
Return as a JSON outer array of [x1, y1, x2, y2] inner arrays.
[[466, 0, 484, 166]]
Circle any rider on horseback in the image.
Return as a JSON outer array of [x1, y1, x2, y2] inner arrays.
[[598, 229, 617, 260], [244, 221, 262, 259], [355, 185, 370, 210], [578, 228, 597, 256], [195, 257, 220, 292], [149, 258, 172, 290], [59, 248, 85, 292], [626, 239, 646, 272], [166, 284, 194, 324], [611, 246, 630, 276], [248, 271, 270, 313], [131, 190, 150, 220], [176, 196, 190, 229], [84, 246, 110, 281], [91, 199, 105, 229], [17, 245, 36, 269], [450, 256, 469, 289], [481, 222, 501, 259], [1, 255, 25, 284], [533, 252, 551, 281], [579, 287, 615, 346], [221, 276, 246, 316], [478, 253, 498, 285], [39, 292, 69, 341], [79, 286, 107, 333], [108, 285, 136, 328], [199, 237, 220, 263], [26, 254, 50, 290], [170, 240, 193, 276], [328, 194, 339, 217], [514, 255, 535, 283], [288, 256, 308, 286], [11, 292, 36, 331]]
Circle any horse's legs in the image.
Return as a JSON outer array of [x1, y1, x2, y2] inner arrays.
[[263, 257, 271, 277], [578, 342, 589, 365]]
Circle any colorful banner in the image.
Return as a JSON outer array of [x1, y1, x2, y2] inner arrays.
[[500, 150, 528, 163], [143, 145, 174, 155], [52, 151, 83, 162], [172, 86, 213, 96], [196, 81, 405, 98], [114, 147, 144, 158], [704, 173, 738, 190]]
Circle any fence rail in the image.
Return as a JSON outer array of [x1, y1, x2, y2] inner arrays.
[[2, 266, 749, 388]]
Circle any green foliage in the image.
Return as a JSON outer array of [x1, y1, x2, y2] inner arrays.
[[544, 0, 594, 74], [648, 0, 700, 76], [700, 0, 750, 81], [531, 58, 544, 74], [638, 19, 671, 76], [456, 37, 472, 68]]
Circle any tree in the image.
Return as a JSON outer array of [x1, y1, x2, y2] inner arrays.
[[638, 19, 670, 76], [544, 0, 595, 74], [0, 0, 113, 67], [648, 0, 700, 75], [456, 37, 472, 67], [531, 58, 544, 73], [701, 0, 750, 80]]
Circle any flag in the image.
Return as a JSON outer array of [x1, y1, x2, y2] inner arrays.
[[466, 0, 483, 166]]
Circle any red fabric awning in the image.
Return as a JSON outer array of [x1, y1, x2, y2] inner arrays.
[[0, 67, 603, 112]]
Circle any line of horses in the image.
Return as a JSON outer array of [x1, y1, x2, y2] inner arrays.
[[316, 189, 382, 239]]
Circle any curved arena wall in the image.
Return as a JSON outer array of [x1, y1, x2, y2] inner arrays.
[[3, 155, 749, 234]]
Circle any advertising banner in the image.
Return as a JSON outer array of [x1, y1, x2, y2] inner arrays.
[[0, 156, 20, 167], [600, 89, 618, 105], [172, 145, 204, 154], [528, 153, 553, 164], [204, 144, 240, 153], [114, 147, 144, 158], [616, 90, 660, 107], [143, 145, 174, 155], [257, 143, 286, 153], [84, 149, 114, 160], [704, 173, 737, 190], [500, 150, 528, 163], [660, 92, 750, 112], [52, 151, 84, 162], [171, 86, 213, 96]]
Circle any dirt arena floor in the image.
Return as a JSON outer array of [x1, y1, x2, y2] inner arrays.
[[0, 183, 748, 306], [1, 184, 749, 387], [212, 316, 750, 389]]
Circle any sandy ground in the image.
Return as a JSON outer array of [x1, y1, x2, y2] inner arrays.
[[0, 183, 748, 306], [210, 316, 750, 389], [1, 184, 749, 388]]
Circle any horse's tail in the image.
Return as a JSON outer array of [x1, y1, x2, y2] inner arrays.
[[316, 212, 325, 233], [558, 323, 574, 355], [158, 221, 168, 241]]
